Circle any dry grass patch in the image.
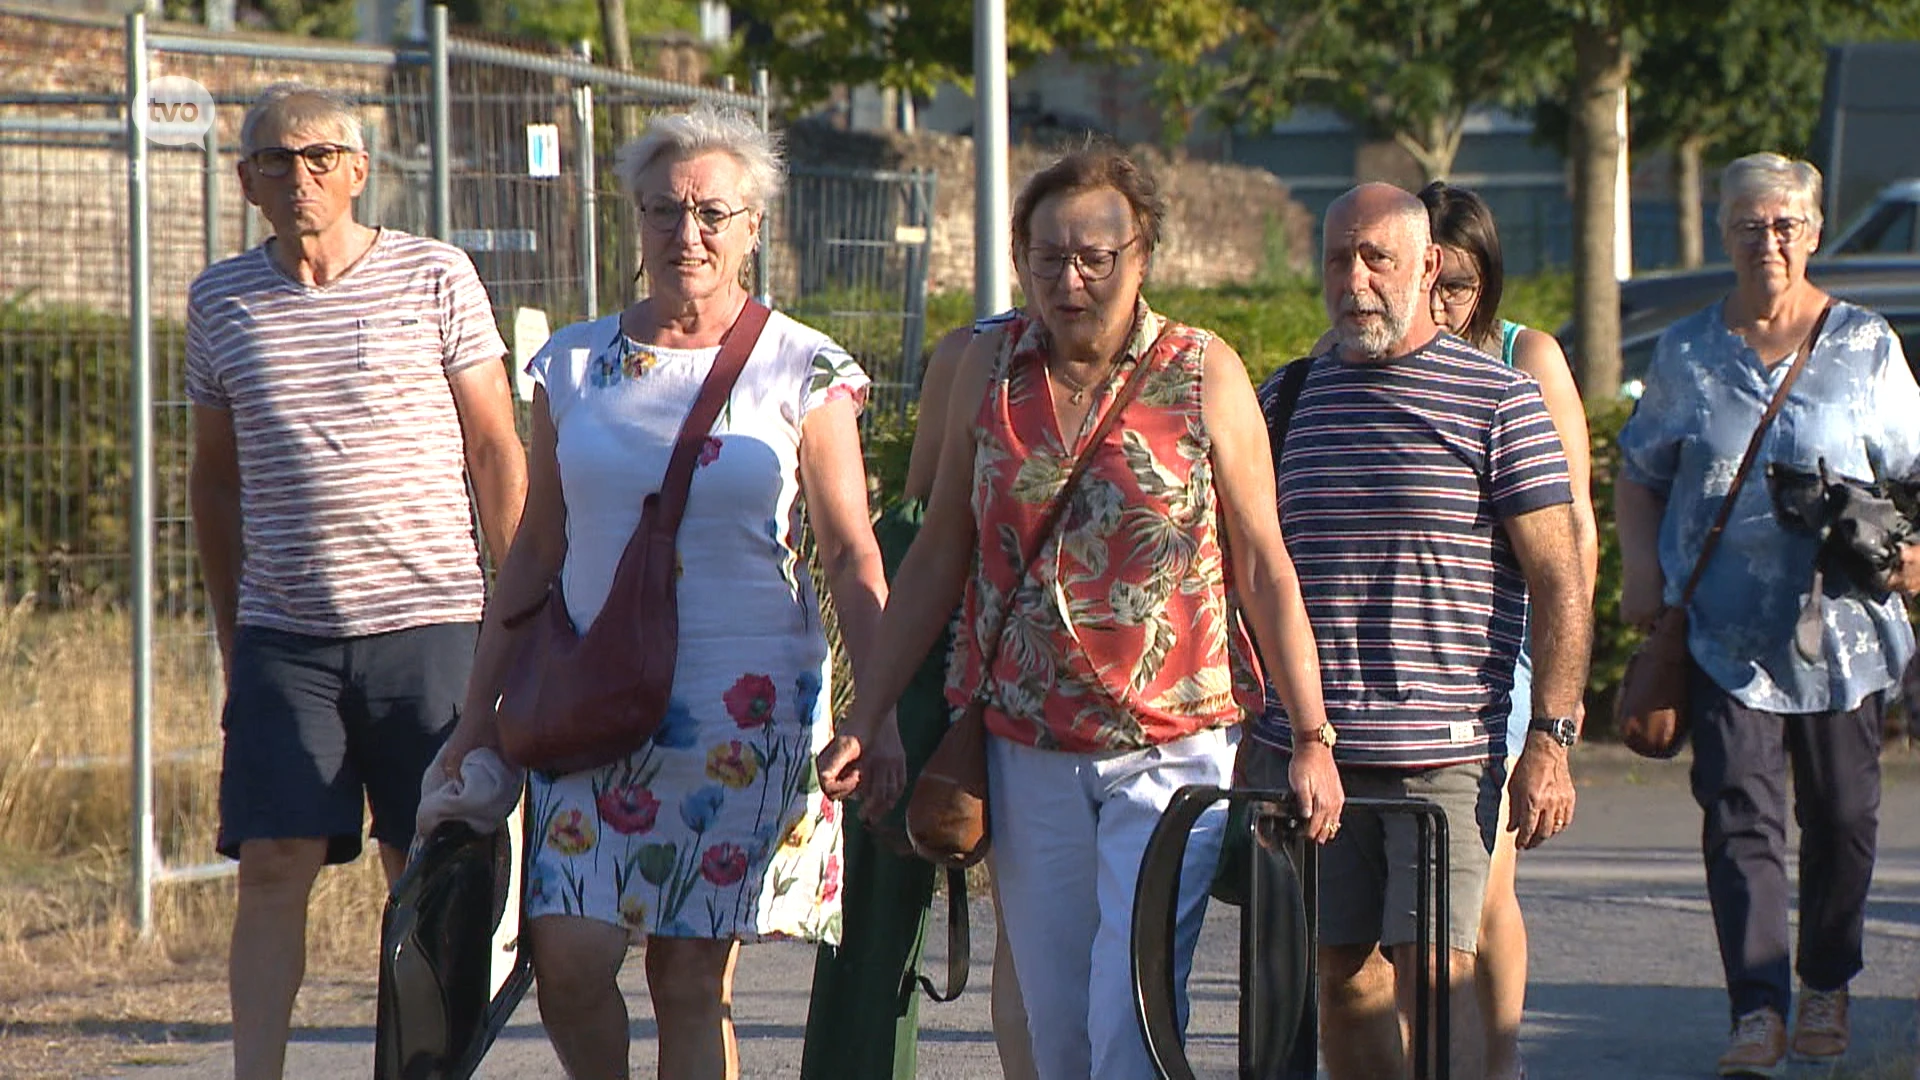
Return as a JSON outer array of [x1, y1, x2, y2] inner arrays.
[[0, 606, 393, 1077]]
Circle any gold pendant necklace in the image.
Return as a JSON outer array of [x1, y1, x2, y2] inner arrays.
[[1052, 360, 1112, 405]]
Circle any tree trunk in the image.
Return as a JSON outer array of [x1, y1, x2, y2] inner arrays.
[[597, 0, 634, 72], [1569, 21, 1628, 400], [1674, 133, 1705, 269], [1393, 112, 1463, 185]]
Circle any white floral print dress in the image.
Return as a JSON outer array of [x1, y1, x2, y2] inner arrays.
[[523, 307, 868, 943]]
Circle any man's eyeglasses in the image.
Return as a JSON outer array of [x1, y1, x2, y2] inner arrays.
[[1730, 216, 1812, 247], [247, 143, 357, 179], [640, 199, 752, 236], [1025, 235, 1141, 282], [1433, 278, 1481, 306]]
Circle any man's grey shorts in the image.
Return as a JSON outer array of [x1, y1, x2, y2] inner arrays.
[[1237, 739, 1501, 954]]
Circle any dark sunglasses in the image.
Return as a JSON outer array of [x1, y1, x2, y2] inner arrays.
[[247, 142, 357, 179]]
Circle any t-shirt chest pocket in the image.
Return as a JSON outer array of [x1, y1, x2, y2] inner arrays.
[[355, 315, 441, 381]]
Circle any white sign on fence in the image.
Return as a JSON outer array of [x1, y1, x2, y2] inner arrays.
[[451, 229, 539, 253], [527, 123, 560, 178], [512, 307, 551, 403]]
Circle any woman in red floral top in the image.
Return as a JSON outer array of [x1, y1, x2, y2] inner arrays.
[[820, 148, 1343, 1078]]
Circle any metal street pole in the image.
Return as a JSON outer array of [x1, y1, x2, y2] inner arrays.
[[430, 3, 451, 242], [973, 0, 1011, 319], [126, 7, 157, 939], [574, 39, 598, 320]]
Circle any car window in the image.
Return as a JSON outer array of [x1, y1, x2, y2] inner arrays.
[[1835, 202, 1916, 254]]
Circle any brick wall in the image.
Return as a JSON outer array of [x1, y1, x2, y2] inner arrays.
[[0, 8, 408, 319], [0, 6, 713, 321], [782, 121, 1315, 295]]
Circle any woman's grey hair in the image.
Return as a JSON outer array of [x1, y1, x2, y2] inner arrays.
[[612, 105, 783, 211], [240, 83, 365, 154], [1718, 152, 1825, 232]]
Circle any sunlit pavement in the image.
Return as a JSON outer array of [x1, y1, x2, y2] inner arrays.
[[118, 747, 1920, 1079]]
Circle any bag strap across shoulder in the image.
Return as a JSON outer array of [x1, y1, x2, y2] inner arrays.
[[1261, 355, 1316, 471], [971, 334, 1162, 688], [1678, 301, 1832, 605], [653, 299, 773, 536]]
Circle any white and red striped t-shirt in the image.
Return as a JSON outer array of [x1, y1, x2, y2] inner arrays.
[[186, 229, 507, 638]]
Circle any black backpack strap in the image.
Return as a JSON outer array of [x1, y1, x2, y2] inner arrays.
[[1256, 356, 1317, 474], [913, 869, 970, 1003]]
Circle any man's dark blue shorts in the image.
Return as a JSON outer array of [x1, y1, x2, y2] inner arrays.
[[218, 622, 478, 865]]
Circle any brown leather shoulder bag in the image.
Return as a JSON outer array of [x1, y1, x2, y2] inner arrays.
[[905, 332, 1160, 867], [1618, 303, 1830, 758], [496, 300, 772, 775]]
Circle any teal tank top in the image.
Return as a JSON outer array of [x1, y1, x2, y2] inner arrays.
[[1499, 319, 1523, 367]]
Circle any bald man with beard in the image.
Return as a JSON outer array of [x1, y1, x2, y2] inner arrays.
[[1238, 184, 1592, 1079]]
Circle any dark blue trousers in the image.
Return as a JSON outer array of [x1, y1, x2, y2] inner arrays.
[[1687, 662, 1883, 1023]]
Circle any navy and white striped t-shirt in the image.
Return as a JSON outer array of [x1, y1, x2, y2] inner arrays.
[[1253, 334, 1572, 769]]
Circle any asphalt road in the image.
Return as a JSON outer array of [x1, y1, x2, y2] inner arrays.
[[116, 748, 1920, 1079]]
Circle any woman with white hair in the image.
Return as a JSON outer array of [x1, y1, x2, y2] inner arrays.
[[440, 105, 901, 1078], [1616, 151, 1920, 1076]]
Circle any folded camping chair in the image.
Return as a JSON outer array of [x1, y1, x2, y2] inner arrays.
[[374, 809, 536, 1080], [1132, 786, 1452, 1080]]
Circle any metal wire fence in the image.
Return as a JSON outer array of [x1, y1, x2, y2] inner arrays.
[[0, 9, 777, 928], [774, 164, 936, 425], [3, 10, 940, 933]]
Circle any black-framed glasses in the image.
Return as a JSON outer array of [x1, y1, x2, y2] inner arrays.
[[1025, 235, 1141, 282], [1433, 277, 1482, 306], [247, 143, 356, 179], [1730, 216, 1812, 247], [640, 198, 752, 236]]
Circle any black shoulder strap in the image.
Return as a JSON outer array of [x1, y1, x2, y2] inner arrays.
[[1260, 356, 1316, 474], [913, 869, 970, 1003]]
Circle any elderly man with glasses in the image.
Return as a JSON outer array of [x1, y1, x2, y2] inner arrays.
[[186, 83, 525, 1080]]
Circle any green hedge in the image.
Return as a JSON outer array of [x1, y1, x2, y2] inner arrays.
[[0, 305, 145, 607]]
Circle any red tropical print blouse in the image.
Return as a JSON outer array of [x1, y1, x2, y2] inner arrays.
[[944, 303, 1259, 753]]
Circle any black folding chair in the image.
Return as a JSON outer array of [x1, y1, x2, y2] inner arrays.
[[1132, 785, 1452, 1080], [374, 805, 536, 1080]]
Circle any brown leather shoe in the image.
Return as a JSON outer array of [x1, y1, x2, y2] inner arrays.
[[1791, 987, 1850, 1061], [1717, 1008, 1787, 1077]]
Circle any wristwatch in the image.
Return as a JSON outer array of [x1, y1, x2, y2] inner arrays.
[[1298, 722, 1338, 750], [1529, 715, 1578, 749]]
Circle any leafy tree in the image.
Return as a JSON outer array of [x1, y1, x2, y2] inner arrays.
[[724, 0, 1241, 107], [1524, 0, 1895, 395], [1162, 0, 1555, 182], [445, 0, 698, 48], [162, 0, 357, 36], [1631, 2, 1897, 268], [1153, 0, 1636, 395]]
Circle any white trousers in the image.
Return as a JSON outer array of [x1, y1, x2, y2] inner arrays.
[[987, 725, 1236, 1080]]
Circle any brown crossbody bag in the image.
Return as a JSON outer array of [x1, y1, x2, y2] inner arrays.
[[904, 333, 1159, 867], [1618, 303, 1830, 758], [495, 300, 772, 774]]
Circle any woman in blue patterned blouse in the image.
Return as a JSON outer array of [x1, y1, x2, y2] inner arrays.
[[1615, 151, 1920, 1077]]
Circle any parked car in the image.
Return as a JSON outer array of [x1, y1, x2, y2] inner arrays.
[[1558, 255, 1920, 397], [1828, 179, 1920, 255]]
